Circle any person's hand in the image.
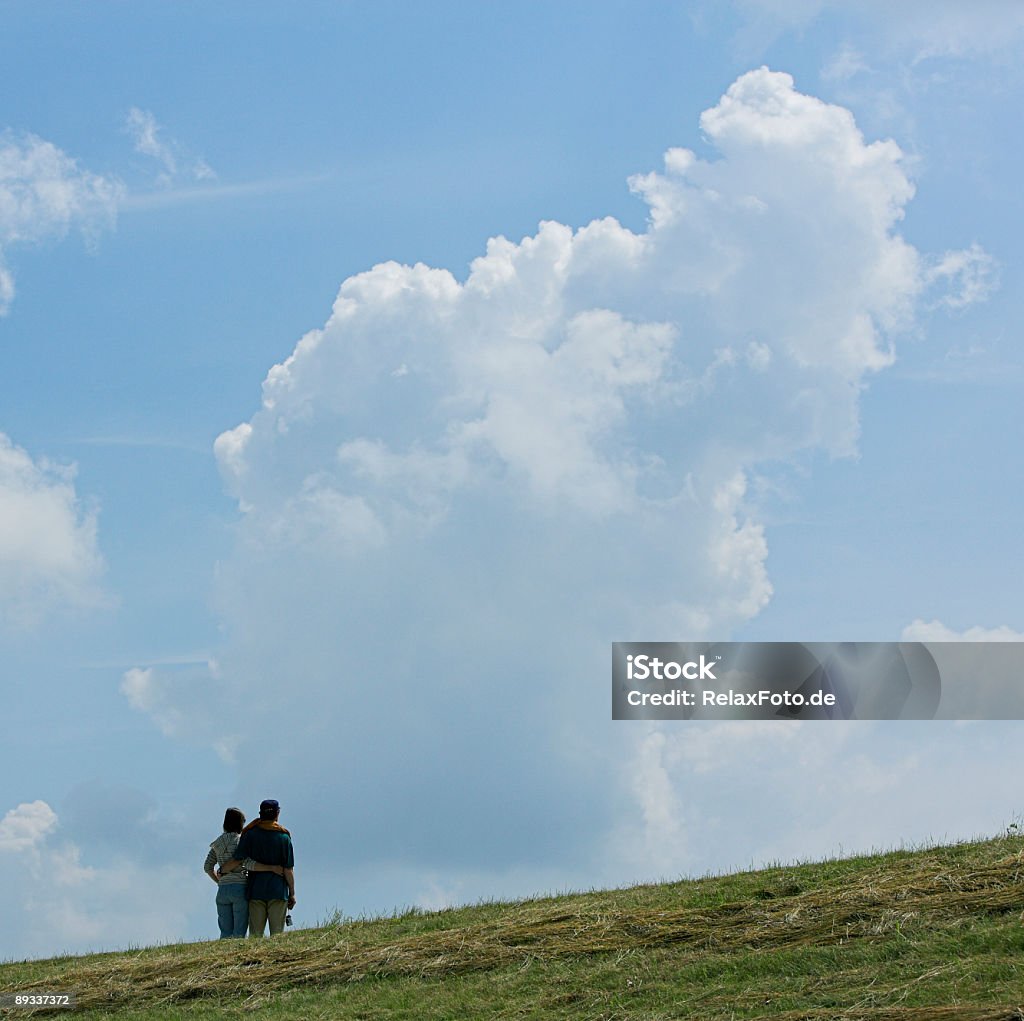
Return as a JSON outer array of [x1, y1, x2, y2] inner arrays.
[[273, 865, 284, 877], [287, 895, 296, 910]]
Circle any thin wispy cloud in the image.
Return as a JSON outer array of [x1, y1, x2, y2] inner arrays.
[[82, 653, 215, 671], [69, 434, 211, 454], [125, 107, 216, 188], [119, 172, 331, 212], [0, 131, 120, 314]]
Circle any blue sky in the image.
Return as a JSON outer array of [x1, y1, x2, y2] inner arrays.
[[1, 1, 1023, 959]]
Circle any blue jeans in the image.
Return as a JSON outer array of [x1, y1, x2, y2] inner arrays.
[[216, 882, 249, 938]]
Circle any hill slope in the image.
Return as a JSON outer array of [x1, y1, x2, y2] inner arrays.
[[2, 836, 1024, 1019]]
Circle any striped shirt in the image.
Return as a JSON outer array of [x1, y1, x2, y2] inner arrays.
[[203, 831, 251, 886]]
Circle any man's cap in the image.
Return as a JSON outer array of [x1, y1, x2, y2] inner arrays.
[[259, 799, 280, 813]]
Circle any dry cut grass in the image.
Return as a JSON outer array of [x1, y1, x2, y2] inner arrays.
[[2, 838, 1024, 1018]]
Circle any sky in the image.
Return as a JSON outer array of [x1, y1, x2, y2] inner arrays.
[[1, 0, 1023, 961]]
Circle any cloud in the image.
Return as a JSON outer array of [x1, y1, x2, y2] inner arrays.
[[117, 172, 329, 212], [0, 799, 200, 960], [120, 667, 183, 735], [924, 244, 999, 311], [120, 109, 332, 216], [0, 433, 107, 628], [125, 108, 216, 188], [734, 1, 1024, 59], [120, 69, 992, 921], [0, 801, 57, 853], [899, 621, 1024, 721], [606, 714, 1024, 886], [125, 108, 177, 176], [0, 132, 120, 315], [612, 728, 690, 878], [902, 620, 1024, 643], [121, 663, 240, 763], [821, 45, 871, 82]]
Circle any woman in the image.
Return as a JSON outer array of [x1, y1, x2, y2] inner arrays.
[[203, 807, 283, 938]]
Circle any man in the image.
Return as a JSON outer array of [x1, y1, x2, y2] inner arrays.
[[220, 798, 296, 937]]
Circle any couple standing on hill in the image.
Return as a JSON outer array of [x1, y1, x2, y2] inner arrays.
[[203, 799, 296, 938]]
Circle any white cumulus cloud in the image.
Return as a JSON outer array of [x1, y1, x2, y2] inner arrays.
[[0, 433, 106, 627], [0, 800, 58, 853], [124, 69, 993, 910]]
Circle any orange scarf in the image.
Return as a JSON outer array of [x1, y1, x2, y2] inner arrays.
[[241, 818, 291, 836]]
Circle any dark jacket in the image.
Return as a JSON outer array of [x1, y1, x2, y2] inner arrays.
[[237, 826, 294, 901]]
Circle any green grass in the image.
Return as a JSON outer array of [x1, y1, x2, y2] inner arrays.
[[3, 836, 1024, 1019]]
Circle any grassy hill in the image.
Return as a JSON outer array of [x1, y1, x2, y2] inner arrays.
[[2, 835, 1024, 1019]]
